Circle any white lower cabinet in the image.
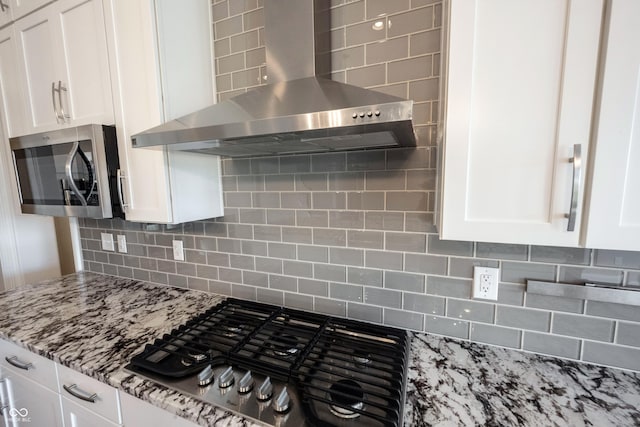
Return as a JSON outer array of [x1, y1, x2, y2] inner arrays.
[[0, 339, 63, 426], [0, 339, 201, 426], [57, 363, 121, 424], [0, 367, 64, 427], [61, 396, 119, 427], [120, 392, 200, 427]]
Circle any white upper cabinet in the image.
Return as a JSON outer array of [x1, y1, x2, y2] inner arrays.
[[583, 0, 640, 251], [0, 25, 26, 137], [438, 0, 603, 246], [0, 1, 11, 28], [10, 0, 53, 21], [13, 0, 113, 134], [104, 0, 223, 224]]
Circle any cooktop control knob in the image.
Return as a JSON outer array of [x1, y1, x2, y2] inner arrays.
[[238, 370, 254, 394], [218, 366, 234, 388], [197, 365, 214, 387], [272, 387, 291, 413], [256, 377, 273, 401]]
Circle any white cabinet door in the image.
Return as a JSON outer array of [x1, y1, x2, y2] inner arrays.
[[13, 0, 113, 134], [1, 368, 63, 427], [0, 1, 11, 28], [9, 0, 52, 21], [55, 0, 113, 126], [104, 0, 222, 224], [13, 6, 59, 131], [439, 0, 603, 246], [61, 397, 120, 427], [584, 0, 640, 251], [0, 25, 26, 137], [120, 391, 199, 427]]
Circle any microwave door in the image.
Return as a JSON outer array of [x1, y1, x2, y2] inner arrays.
[[13, 144, 72, 207]]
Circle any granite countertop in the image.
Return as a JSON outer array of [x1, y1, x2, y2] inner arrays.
[[0, 272, 639, 427]]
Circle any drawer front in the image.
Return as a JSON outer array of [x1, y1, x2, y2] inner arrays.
[[62, 396, 121, 427], [0, 339, 58, 392], [57, 364, 121, 424]]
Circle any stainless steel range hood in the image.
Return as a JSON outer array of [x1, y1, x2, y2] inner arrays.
[[131, 0, 416, 157]]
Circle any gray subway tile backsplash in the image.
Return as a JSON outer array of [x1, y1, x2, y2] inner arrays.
[[476, 243, 529, 261], [522, 332, 581, 360], [594, 250, 640, 269], [586, 301, 640, 323], [347, 302, 383, 323], [74, 0, 640, 374], [525, 293, 584, 314], [470, 323, 521, 349], [501, 261, 556, 285], [552, 313, 614, 342], [496, 306, 550, 332], [559, 266, 624, 286], [384, 308, 424, 331], [582, 341, 640, 372], [425, 316, 469, 339], [447, 299, 494, 323], [616, 322, 640, 348], [530, 246, 591, 266], [363, 287, 402, 308]]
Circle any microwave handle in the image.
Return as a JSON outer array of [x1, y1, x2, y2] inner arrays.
[[65, 141, 87, 206], [116, 169, 128, 209]]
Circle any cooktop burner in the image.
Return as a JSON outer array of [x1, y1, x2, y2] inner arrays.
[[126, 298, 410, 427]]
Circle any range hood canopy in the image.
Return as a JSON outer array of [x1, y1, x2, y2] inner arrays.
[[131, 0, 416, 157]]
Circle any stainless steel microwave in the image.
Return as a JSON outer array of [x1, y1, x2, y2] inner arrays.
[[9, 125, 124, 219]]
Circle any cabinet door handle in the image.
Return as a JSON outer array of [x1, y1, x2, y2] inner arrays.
[[63, 384, 98, 403], [57, 81, 70, 123], [5, 356, 33, 371], [52, 82, 63, 123], [565, 144, 582, 232], [116, 169, 128, 209]]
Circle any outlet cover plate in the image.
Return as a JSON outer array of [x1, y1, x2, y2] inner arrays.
[[101, 233, 115, 252], [117, 235, 127, 253], [472, 266, 499, 300], [172, 240, 185, 261]]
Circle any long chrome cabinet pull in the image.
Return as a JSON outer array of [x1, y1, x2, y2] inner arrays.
[[63, 384, 98, 403], [116, 169, 128, 209], [57, 81, 70, 122], [52, 82, 62, 123], [565, 144, 582, 231], [5, 356, 33, 371], [65, 141, 88, 206]]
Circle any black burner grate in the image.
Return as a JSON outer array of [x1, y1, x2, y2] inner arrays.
[[295, 318, 409, 426]]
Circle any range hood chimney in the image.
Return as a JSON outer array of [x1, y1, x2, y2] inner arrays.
[[131, 0, 416, 157]]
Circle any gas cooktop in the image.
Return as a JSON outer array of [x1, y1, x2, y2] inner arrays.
[[126, 298, 410, 427]]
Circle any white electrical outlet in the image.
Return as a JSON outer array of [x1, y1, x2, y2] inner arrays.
[[172, 240, 185, 261], [472, 266, 500, 300], [101, 233, 115, 252], [117, 235, 127, 253]]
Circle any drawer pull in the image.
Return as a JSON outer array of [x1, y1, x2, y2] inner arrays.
[[5, 356, 33, 371], [63, 384, 98, 403]]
